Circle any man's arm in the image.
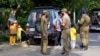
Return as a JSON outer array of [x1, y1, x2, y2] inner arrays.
[[78, 15, 85, 25], [21, 28, 25, 32], [61, 17, 66, 27], [40, 18, 45, 34], [74, 28, 77, 37]]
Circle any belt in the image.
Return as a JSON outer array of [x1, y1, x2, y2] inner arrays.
[[61, 28, 69, 30]]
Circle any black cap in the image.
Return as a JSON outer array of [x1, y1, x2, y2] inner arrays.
[[81, 8, 87, 14]]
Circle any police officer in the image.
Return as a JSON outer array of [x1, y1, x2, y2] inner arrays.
[[40, 10, 49, 55], [78, 8, 90, 50], [60, 8, 71, 55]]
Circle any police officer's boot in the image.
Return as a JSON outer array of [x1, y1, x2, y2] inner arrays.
[[83, 46, 88, 50], [41, 52, 50, 55], [80, 44, 88, 51], [80, 44, 84, 49], [61, 51, 69, 56]]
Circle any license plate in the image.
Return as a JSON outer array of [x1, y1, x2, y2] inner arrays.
[[96, 28, 100, 30], [29, 28, 35, 31], [34, 36, 41, 38]]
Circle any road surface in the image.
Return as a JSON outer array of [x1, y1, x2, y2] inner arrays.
[[0, 33, 100, 56]]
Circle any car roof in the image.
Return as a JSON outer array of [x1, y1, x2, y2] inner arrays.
[[91, 8, 100, 11], [30, 6, 59, 12], [34, 6, 59, 9]]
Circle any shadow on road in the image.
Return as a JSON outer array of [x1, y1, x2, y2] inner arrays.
[[76, 32, 100, 48], [29, 38, 57, 46], [26, 46, 81, 56]]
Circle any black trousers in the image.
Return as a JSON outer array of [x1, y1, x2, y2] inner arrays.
[[55, 31, 61, 45]]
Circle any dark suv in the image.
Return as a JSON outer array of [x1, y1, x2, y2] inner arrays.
[[25, 6, 59, 43], [89, 8, 100, 30]]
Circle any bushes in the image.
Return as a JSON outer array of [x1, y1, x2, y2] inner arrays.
[[0, 31, 9, 44]]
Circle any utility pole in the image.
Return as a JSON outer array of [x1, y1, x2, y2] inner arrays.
[[73, 10, 76, 24]]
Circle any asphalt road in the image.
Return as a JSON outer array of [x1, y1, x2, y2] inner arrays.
[[0, 32, 100, 56]]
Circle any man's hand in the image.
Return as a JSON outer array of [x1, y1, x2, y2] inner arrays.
[[42, 34, 48, 38], [61, 22, 65, 27], [43, 34, 46, 37], [23, 30, 26, 33], [78, 20, 80, 23], [17, 4, 21, 9]]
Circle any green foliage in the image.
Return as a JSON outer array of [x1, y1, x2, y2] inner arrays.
[[16, 0, 34, 27], [0, 0, 34, 28], [33, 0, 100, 11], [17, 17, 27, 28], [0, 0, 100, 27], [0, 32, 9, 43], [0, 0, 100, 42], [8, 0, 22, 6], [0, 0, 9, 8]]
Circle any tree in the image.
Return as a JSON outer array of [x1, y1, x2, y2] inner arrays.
[[16, 0, 34, 28], [0, 0, 100, 27]]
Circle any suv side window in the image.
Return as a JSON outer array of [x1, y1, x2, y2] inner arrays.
[[28, 12, 36, 27], [54, 10, 56, 19], [54, 10, 59, 19], [35, 11, 42, 33]]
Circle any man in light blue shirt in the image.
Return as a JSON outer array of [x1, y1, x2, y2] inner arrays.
[[53, 11, 62, 46]]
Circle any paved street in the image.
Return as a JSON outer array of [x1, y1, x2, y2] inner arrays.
[[0, 32, 100, 56]]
